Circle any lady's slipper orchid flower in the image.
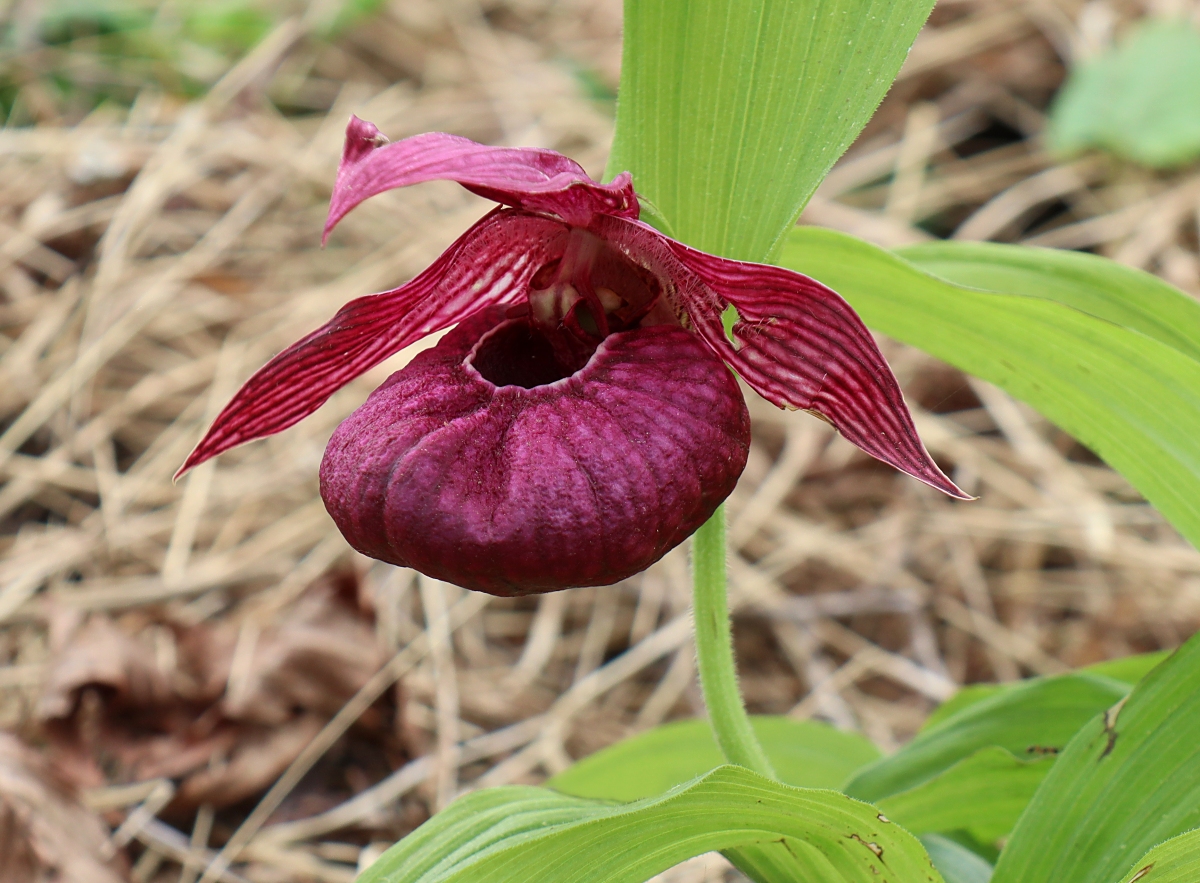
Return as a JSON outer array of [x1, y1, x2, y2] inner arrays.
[[179, 117, 967, 596]]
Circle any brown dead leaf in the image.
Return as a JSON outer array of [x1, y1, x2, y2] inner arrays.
[[221, 576, 388, 725], [36, 573, 400, 811], [0, 733, 128, 883], [172, 713, 325, 808]]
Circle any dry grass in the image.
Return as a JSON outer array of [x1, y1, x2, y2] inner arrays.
[[1, 1, 1199, 881]]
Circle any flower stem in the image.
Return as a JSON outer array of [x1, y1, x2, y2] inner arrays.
[[691, 505, 775, 778]]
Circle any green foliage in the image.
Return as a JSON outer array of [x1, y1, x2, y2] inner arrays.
[[919, 651, 1164, 732], [895, 241, 1200, 363], [548, 716, 879, 802], [607, 0, 936, 262], [548, 717, 886, 883], [0, 0, 385, 122], [919, 835, 995, 883], [780, 227, 1200, 554], [992, 633, 1200, 883], [359, 766, 944, 883], [877, 747, 1050, 842], [1048, 18, 1200, 169], [844, 671, 1129, 804], [1113, 829, 1200, 883], [182, 2, 275, 54]]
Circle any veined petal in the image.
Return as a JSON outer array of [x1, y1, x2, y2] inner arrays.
[[324, 117, 638, 240], [178, 209, 569, 477], [593, 216, 969, 500]]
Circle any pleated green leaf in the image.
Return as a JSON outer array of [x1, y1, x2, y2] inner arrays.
[[845, 672, 1128, 804], [920, 651, 1164, 733], [919, 835, 995, 883], [548, 716, 879, 802], [896, 240, 1200, 362], [1113, 828, 1200, 883], [780, 227, 1200, 552], [877, 747, 1051, 842], [992, 634, 1200, 883], [359, 766, 943, 883], [608, 0, 936, 262]]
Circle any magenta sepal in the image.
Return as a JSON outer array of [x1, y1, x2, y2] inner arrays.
[[177, 209, 569, 477]]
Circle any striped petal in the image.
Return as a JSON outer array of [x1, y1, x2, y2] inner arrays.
[[594, 216, 969, 500], [179, 209, 569, 477], [324, 117, 638, 240]]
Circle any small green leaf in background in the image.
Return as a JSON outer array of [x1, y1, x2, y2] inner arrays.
[[1114, 828, 1200, 883], [548, 716, 879, 802], [781, 227, 1200, 555], [607, 0, 937, 261], [992, 633, 1200, 883], [182, 2, 275, 55], [360, 766, 944, 883], [919, 835, 994, 883], [1048, 18, 1200, 169]]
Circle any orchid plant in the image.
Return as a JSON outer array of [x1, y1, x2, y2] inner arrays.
[[180, 1, 1200, 882]]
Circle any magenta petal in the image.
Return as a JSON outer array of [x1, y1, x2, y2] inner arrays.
[[178, 209, 570, 477], [320, 307, 751, 595], [324, 117, 638, 240], [594, 217, 968, 500]]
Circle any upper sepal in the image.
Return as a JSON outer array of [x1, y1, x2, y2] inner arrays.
[[324, 117, 638, 240]]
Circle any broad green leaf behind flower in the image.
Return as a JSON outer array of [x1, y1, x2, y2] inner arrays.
[[607, 0, 937, 263], [782, 227, 1200, 555]]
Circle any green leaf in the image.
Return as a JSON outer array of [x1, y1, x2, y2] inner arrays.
[[920, 835, 995, 883], [920, 652, 1164, 733], [1082, 651, 1171, 686], [780, 227, 1200, 552], [896, 241, 1200, 364], [1114, 828, 1200, 883], [548, 719, 881, 883], [360, 766, 944, 883], [608, 0, 936, 262], [992, 634, 1200, 883], [919, 684, 1005, 733], [1047, 18, 1200, 169], [844, 671, 1129, 803], [877, 747, 1051, 842], [548, 716, 880, 801]]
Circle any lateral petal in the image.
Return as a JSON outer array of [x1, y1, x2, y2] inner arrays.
[[324, 117, 637, 240], [179, 209, 569, 477], [595, 217, 969, 499]]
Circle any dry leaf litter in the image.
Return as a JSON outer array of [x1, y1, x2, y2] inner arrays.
[[1, 1, 1199, 881]]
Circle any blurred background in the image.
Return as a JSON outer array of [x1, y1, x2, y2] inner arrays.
[[1, 0, 1199, 881]]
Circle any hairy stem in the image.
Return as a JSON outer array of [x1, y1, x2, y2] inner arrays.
[[691, 506, 776, 778]]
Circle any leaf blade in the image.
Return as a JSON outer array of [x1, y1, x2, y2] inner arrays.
[[877, 747, 1051, 842], [548, 715, 880, 802], [609, 0, 937, 262], [1113, 828, 1200, 883], [780, 226, 1200, 552], [362, 766, 943, 883], [992, 635, 1200, 883]]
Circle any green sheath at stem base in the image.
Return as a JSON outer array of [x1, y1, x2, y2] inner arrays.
[[691, 506, 776, 779]]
